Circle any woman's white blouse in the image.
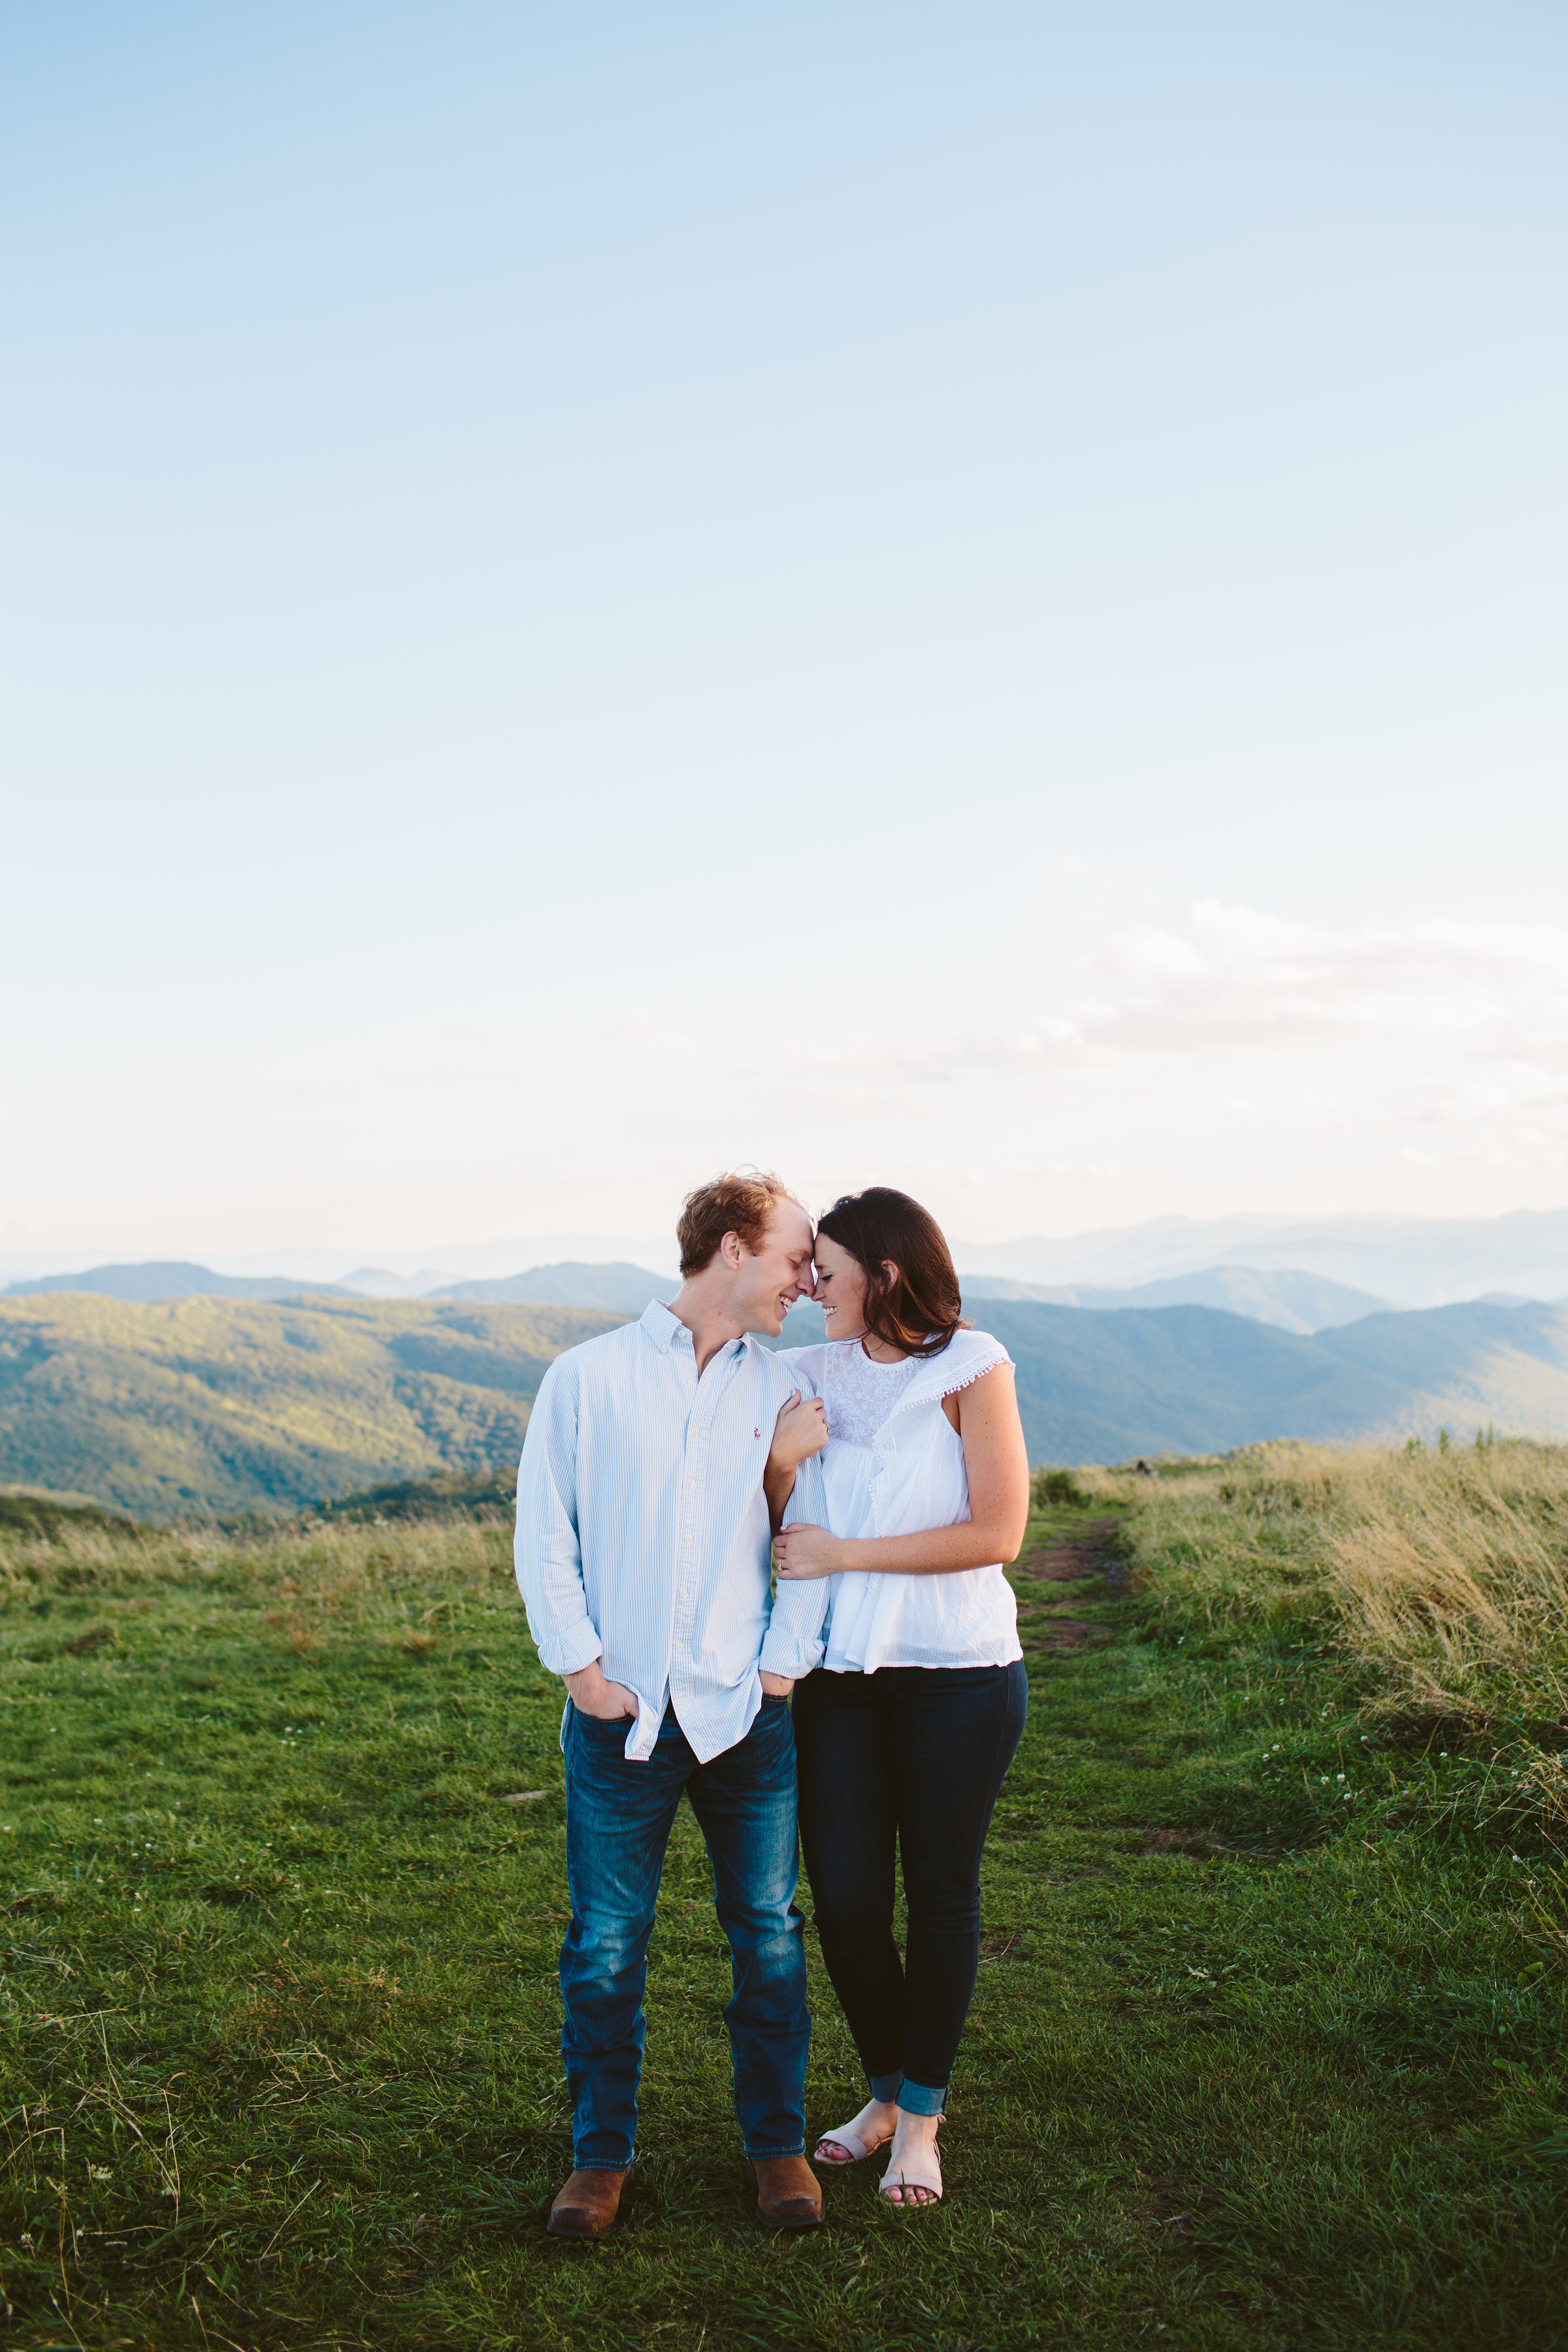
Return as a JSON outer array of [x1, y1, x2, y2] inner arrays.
[[776, 1328, 1022, 1675]]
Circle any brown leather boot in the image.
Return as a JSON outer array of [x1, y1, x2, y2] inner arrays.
[[546, 2167, 629, 2239], [749, 2153, 823, 2229]]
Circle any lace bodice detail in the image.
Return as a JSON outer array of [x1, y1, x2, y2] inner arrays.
[[819, 1341, 923, 1450], [771, 1326, 1021, 1673]]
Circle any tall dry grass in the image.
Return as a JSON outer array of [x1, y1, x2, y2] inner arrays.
[[1109, 1439, 1568, 1726], [0, 1511, 520, 1653], [1103, 1439, 1568, 1853], [1329, 1445, 1568, 1725]]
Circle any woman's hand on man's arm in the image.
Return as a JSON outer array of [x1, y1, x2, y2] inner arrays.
[[773, 1523, 845, 1580], [764, 1388, 829, 1531]]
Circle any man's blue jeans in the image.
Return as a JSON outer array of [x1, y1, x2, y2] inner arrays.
[[560, 1693, 810, 2170]]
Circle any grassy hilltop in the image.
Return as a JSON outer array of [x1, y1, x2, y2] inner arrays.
[[0, 1295, 619, 1520], [1, 1445, 1564, 2347]]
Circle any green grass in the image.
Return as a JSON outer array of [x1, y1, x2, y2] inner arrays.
[[2, 1500, 1566, 2349]]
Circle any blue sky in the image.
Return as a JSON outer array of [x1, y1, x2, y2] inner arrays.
[[5, 3, 1567, 1264]]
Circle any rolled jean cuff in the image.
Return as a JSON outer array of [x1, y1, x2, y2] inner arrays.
[[745, 2142, 806, 2161], [896, 2078, 947, 2117], [867, 2069, 904, 2103]]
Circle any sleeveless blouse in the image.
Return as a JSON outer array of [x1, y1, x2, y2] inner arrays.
[[775, 1328, 1022, 1674]]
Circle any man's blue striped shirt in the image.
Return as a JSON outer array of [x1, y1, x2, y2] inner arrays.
[[514, 1299, 827, 1763]]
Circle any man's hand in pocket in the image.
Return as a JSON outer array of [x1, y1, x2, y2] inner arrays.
[[564, 1661, 638, 1719]]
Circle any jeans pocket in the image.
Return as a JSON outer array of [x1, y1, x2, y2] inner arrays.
[[572, 1705, 632, 1739]]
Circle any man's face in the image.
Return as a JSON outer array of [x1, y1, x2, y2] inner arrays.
[[732, 1202, 816, 1336]]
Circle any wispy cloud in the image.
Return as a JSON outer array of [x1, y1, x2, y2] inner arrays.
[[770, 906, 1568, 1085], [1093, 904, 1568, 1056]]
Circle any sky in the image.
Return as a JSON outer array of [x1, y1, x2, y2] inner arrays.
[[4, 2, 1567, 1270]]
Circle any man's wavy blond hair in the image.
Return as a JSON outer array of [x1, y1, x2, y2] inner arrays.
[[676, 1171, 804, 1277]]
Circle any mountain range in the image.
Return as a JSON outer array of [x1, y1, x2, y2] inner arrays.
[[956, 1266, 1386, 1333], [431, 1262, 679, 1311], [10, 1206, 1568, 1313], [950, 1205, 1568, 1307], [0, 1258, 676, 1315], [979, 1298, 1568, 1462], [0, 1255, 1488, 1335], [0, 1261, 356, 1304], [5, 1288, 1568, 1520]]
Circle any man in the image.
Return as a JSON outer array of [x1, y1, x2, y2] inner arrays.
[[514, 1171, 831, 2240]]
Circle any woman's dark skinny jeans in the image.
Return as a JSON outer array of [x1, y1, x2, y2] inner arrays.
[[792, 1659, 1028, 2113]]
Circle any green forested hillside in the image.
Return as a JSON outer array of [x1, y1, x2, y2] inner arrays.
[[10, 1290, 1568, 1521], [984, 1296, 1568, 1459], [0, 1294, 621, 1518]]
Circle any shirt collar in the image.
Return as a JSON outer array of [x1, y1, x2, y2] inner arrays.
[[641, 1298, 689, 1350], [640, 1297, 746, 1360]]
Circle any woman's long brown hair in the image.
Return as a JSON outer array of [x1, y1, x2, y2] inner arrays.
[[815, 1187, 970, 1360]]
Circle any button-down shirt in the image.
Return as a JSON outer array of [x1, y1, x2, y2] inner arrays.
[[514, 1299, 828, 1763]]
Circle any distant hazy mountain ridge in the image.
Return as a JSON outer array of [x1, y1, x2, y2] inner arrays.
[[959, 1266, 1386, 1334], [0, 1258, 679, 1314], [432, 1262, 678, 1310], [0, 1261, 354, 1304], [951, 1205, 1568, 1308], [14, 1203, 1568, 1320]]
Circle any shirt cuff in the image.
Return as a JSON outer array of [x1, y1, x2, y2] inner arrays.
[[534, 1618, 604, 1677], [759, 1620, 825, 1680]]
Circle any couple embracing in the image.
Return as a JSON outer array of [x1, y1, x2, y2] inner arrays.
[[514, 1172, 1030, 2238]]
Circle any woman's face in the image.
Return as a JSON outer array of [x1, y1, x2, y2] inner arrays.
[[810, 1232, 868, 1340]]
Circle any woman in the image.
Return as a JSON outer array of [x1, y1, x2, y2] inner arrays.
[[767, 1187, 1030, 2210]]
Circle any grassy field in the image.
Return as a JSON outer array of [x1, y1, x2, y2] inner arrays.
[[2, 1455, 1566, 2349]]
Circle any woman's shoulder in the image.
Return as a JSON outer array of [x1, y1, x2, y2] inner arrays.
[[921, 1327, 1013, 1390], [945, 1335, 1020, 1373]]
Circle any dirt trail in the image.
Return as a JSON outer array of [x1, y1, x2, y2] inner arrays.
[[1015, 1516, 1124, 1650]]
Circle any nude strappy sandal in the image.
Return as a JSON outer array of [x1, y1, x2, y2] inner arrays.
[[880, 2119, 942, 2208], [814, 2097, 896, 2166]]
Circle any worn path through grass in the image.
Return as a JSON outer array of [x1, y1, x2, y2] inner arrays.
[[2, 1504, 1565, 2348]]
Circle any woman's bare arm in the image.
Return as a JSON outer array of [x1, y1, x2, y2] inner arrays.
[[773, 1363, 1029, 1580]]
